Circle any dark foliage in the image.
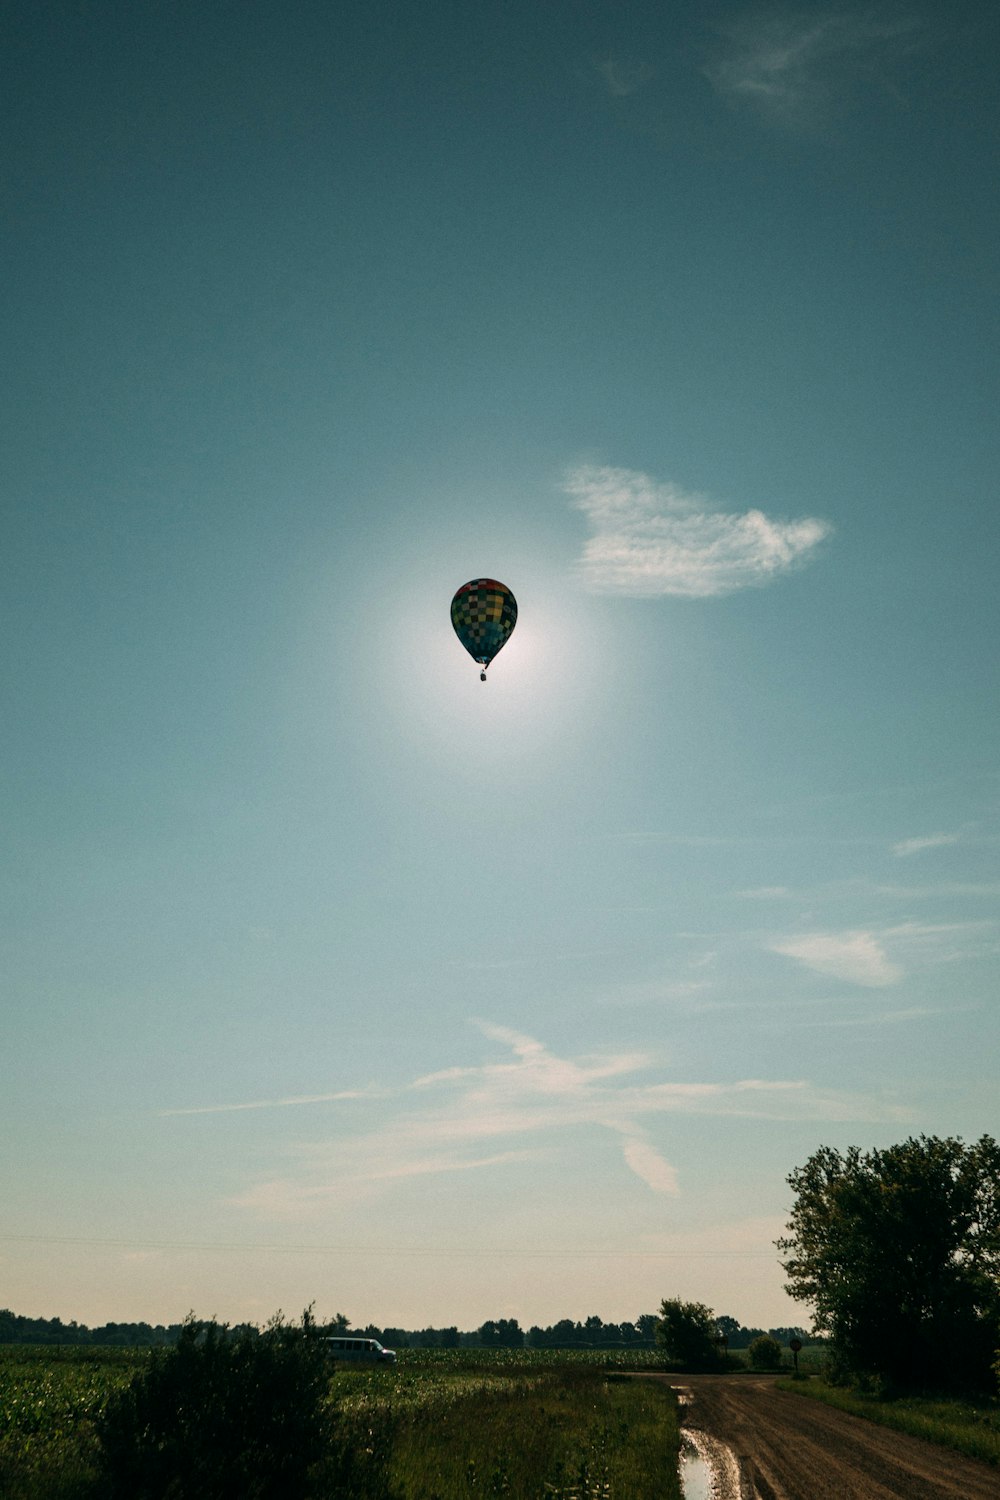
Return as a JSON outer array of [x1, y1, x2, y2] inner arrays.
[[714, 1315, 810, 1350], [477, 1318, 524, 1348], [655, 1298, 722, 1370], [91, 1311, 333, 1499], [0, 1308, 183, 1347], [779, 1134, 1000, 1393], [747, 1335, 783, 1370]]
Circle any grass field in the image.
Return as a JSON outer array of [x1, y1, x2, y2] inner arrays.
[[777, 1377, 1000, 1469], [0, 1345, 681, 1499]]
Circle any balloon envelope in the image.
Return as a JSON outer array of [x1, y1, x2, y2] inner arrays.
[[450, 579, 517, 670]]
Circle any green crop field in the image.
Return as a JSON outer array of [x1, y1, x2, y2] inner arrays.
[[0, 1345, 147, 1499], [0, 1345, 681, 1499]]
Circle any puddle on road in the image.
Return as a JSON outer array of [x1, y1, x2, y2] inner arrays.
[[673, 1387, 732, 1500], [678, 1434, 714, 1500]]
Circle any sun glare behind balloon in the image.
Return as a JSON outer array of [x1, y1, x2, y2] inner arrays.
[[360, 562, 617, 790]]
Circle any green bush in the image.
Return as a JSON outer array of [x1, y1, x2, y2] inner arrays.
[[90, 1312, 331, 1499], [747, 1335, 783, 1371]]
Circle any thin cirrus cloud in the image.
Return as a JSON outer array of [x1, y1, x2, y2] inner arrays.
[[593, 55, 653, 99], [217, 1021, 906, 1219], [892, 832, 960, 858], [161, 1089, 378, 1116], [704, 8, 924, 123], [770, 929, 902, 987], [565, 465, 830, 597]]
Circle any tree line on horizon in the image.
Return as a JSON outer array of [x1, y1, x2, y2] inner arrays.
[[0, 1305, 807, 1351]]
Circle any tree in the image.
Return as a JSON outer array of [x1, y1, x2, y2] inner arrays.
[[779, 1135, 1000, 1392], [634, 1313, 659, 1345], [477, 1318, 523, 1348], [747, 1334, 783, 1370], [767, 1327, 809, 1347], [655, 1298, 720, 1370], [713, 1315, 759, 1350], [715, 1315, 742, 1344]]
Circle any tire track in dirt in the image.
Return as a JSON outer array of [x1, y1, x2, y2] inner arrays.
[[654, 1374, 1000, 1500]]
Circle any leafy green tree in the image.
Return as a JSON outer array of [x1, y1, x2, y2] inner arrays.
[[768, 1326, 809, 1346], [747, 1334, 783, 1370], [779, 1135, 1000, 1392], [655, 1298, 720, 1370], [583, 1315, 605, 1344], [551, 1318, 582, 1346], [715, 1315, 742, 1344], [478, 1318, 523, 1347], [380, 1327, 409, 1348], [634, 1313, 659, 1345]]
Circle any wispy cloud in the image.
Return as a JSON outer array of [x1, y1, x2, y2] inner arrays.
[[161, 1089, 377, 1117], [881, 920, 999, 966], [618, 1132, 679, 1194], [215, 1022, 906, 1219], [565, 465, 830, 597], [770, 929, 902, 986], [594, 55, 653, 99], [769, 918, 996, 987], [734, 872, 1000, 903], [892, 831, 960, 858], [791, 1004, 973, 1029], [705, 8, 924, 124], [873, 882, 1000, 900]]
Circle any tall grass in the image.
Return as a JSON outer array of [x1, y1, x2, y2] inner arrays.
[[334, 1361, 681, 1497], [777, 1378, 1000, 1468]]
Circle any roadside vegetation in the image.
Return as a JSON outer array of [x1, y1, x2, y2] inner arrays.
[[333, 1358, 681, 1498], [776, 1378, 1000, 1469]]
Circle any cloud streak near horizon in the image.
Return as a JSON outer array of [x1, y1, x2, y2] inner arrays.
[[171, 1022, 910, 1219], [565, 465, 829, 596]]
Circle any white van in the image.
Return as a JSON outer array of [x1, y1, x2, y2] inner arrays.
[[323, 1336, 396, 1365]]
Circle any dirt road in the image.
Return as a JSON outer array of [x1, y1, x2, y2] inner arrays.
[[657, 1374, 1000, 1500]]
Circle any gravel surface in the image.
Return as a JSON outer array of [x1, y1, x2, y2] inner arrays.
[[654, 1374, 1000, 1500]]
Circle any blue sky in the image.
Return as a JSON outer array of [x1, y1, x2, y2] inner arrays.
[[3, 0, 998, 1333]]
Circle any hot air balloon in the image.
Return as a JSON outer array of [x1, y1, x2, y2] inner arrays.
[[451, 579, 517, 681]]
